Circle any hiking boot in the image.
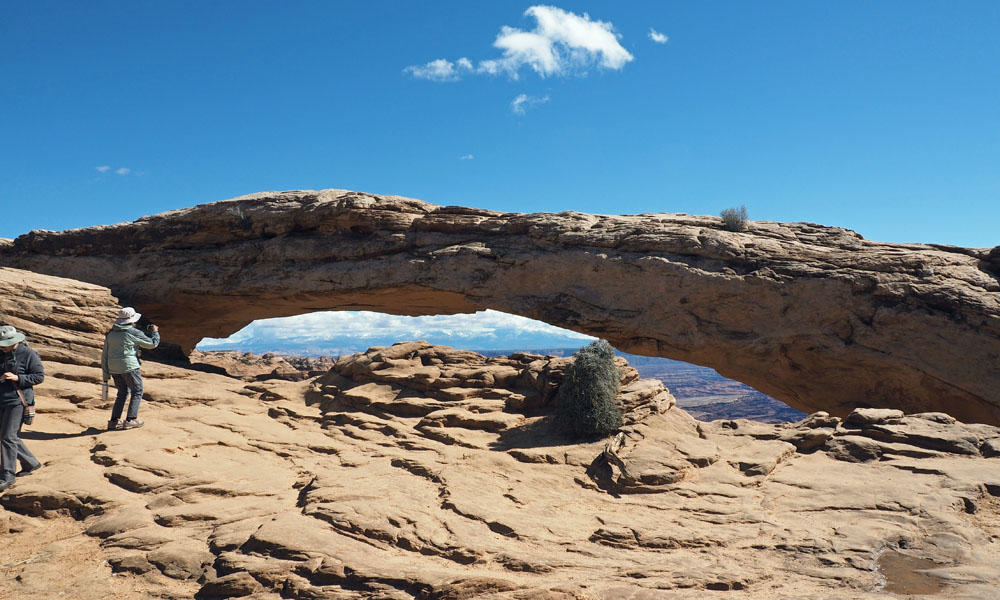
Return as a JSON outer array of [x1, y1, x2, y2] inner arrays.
[[122, 419, 144, 430], [107, 419, 121, 431], [16, 462, 42, 477], [0, 477, 14, 493]]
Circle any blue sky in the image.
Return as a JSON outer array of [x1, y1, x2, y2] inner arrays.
[[3, 1, 999, 248]]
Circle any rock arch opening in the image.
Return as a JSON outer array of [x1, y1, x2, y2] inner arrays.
[[192, 309, 805, 423]]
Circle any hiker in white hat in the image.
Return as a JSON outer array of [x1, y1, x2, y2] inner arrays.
[[0, 325, 44, 492], [101, 308, 160, 431]]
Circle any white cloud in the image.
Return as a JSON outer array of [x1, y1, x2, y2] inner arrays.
[[267, 310, 587, 341], [459, 154, 475, 160], [96, 165, 134, 176], [648, 28, 668, 44], [199, 309, 594, 350], [405, 5, 633, 81], [404, 57, 474, 82], [510, 93, 549, 115], [481, 25, 560, 78]]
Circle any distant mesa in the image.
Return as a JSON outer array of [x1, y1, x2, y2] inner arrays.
[[2, 188, 999, 424]]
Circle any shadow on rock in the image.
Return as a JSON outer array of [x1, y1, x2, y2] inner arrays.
[[489, 417, 576, 451], [21, 427, 104, 440]]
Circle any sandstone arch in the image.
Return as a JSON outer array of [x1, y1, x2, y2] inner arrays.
[[2, 189, 999, 424]]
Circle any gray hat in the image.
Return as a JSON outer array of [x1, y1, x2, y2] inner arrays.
[[0, 325, 26, 348], [115, 307, 142, 325]]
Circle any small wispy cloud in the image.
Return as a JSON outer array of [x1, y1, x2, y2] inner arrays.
[[96, 165, 135, 176], [648, 28, 668, 44], [404, 57, 473, 82], [459, 154, 475, 160], [405, 6, 633, 82], [511, 93, 549, 115]]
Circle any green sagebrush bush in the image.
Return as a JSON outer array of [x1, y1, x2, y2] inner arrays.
[[720, 204, 749, 232], [555, 339, 623, 440]]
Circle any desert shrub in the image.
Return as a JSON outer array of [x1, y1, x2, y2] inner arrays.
[[720, 205, 749, 232], [554, 339, 623, 440]]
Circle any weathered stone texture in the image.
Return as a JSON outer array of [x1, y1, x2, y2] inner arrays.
[[2, 271, 1000, 598]]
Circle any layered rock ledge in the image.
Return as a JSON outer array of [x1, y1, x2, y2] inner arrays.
[[2, 189, 999, 423]]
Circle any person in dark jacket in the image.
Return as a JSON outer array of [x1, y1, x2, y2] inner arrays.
[[102, 307, 159, 431], [0, 325, 44, 492]]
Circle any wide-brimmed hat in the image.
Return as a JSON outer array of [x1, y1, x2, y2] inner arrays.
[[0, 325, 26, 347], [115, 307, 142, 325]]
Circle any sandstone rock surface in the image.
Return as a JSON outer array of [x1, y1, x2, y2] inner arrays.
[[2, 190, 998, 423], [2, 266, 999, 599], [189, 350, 335, 382]]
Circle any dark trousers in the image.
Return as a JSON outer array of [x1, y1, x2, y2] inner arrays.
[[110, 369, 144, 422], [1, 402, 40, 480]]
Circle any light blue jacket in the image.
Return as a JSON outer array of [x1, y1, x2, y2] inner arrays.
[[101, 324, 160, 379]]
